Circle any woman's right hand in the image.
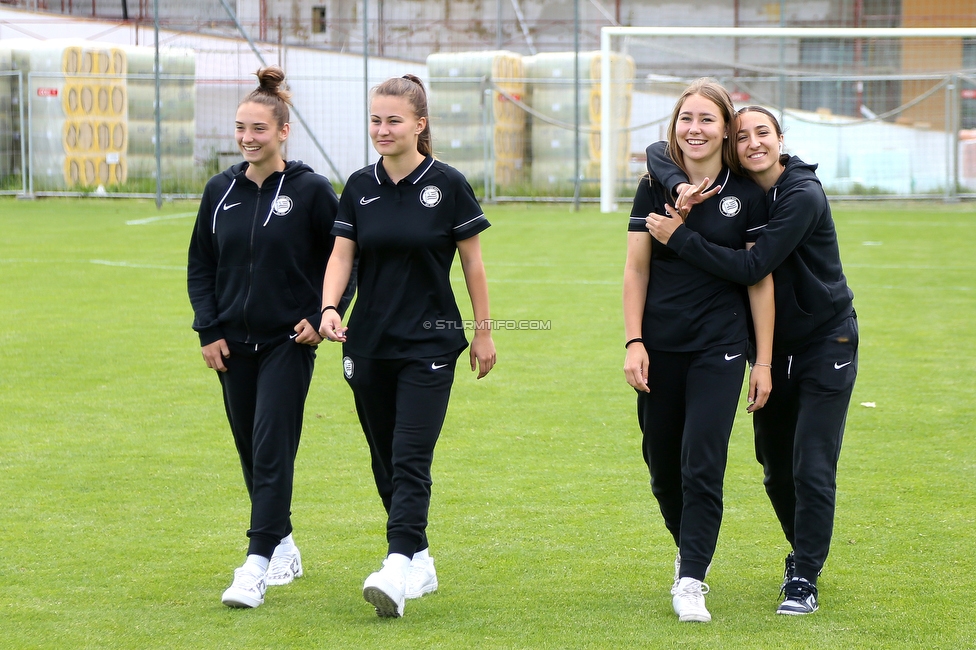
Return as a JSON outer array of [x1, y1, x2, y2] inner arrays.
[[201, 339, 230, 372], [624, 343, 650, 392], [318, 310, 348, 342], [674, 179, 721, 214]]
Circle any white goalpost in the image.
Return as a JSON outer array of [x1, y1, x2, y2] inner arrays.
[[600, 26, 976, 212]]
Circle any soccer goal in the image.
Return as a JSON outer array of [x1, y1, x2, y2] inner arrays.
[[599, 26, 976, 212]]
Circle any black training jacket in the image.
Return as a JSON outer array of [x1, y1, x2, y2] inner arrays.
[[187, 160, 340, 347], [646, 142, 854, 354]]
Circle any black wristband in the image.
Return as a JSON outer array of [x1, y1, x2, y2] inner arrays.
[[321, 305, 337, 315], [625, 337, 643, 349]]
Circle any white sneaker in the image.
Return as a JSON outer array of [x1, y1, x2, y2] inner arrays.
[[405, 555, 438, 599], [671, 577, 711, 622], [266, 544, 303, 586], [363, 557, 407, 618], [221, 566, 267, 608]]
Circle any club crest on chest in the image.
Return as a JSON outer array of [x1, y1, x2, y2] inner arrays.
[[272, 195, 294, 216], [719, 196, 741, 218], [419, 185, 442, 208]]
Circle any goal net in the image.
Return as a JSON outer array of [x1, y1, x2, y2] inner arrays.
[[599, 27, 976, 211]]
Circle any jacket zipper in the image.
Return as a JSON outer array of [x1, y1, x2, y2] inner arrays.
[[242, 186, 261, 344]]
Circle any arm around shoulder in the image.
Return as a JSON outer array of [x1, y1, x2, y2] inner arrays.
[[645, 141, 689, 197]]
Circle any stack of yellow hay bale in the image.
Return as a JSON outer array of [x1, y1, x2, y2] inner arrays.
[[0, 39, 128, 190], [60, 43, 128, 188], [0, 40, 195, 191], [523, 51, 634, 191], [427, 51, 526, 189]]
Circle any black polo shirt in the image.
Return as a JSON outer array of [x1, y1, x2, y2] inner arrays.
[[629, 168, 767, 352], [333, 156, 490, 359]]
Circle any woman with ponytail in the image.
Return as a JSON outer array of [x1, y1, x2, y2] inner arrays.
[[319, 74, 495, 619], [187, 66, 352, 609]]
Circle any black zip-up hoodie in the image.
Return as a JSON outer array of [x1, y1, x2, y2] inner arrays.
[[187, 160, 340, 347], [646, 142, 854, 354]]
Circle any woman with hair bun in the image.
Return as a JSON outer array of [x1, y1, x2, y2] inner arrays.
[[319, 74, 496, 619], [187, 65, 352, 609]]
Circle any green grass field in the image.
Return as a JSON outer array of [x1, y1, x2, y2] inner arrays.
[[1, 197, 974, 649]]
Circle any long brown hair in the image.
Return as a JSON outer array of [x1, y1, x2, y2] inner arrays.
[[242, 66, 292, 129], [372, 74, 432, 157], [665, 78, 741, 176]]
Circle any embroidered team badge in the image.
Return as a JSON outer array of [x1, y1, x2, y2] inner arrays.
[[342, 356, 354, 379], [419, 185, 442, 208], [719, 196, 741, 218], [272, 195, 294, 216]]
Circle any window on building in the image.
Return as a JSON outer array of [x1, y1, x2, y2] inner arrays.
[[312, 6, 326, 34], [962, 39, 976, 130]]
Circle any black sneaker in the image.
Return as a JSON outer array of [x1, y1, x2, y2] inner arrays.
[[776, 577, 819, 615], [782, 551, 796, 588]]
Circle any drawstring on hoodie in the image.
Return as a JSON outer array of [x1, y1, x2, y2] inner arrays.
[[263, 174, 286, 227], [787, 355, 793, 379], [212, 178, 237, 233]]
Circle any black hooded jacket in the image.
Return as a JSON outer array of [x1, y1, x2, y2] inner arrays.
[[187, 160, 340, 347], [646, 142, 854, 354]]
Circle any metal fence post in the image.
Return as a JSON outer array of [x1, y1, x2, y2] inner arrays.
[[950, 74, 960, 201], [26, 72, 33, 197], [18, 70, 27, 197], [482, 79, 491, 201]]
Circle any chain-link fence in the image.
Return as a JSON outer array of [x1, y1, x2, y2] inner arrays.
[[2, 9, 976, 201]]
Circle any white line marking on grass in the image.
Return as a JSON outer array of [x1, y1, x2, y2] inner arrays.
[[489, 278, 618, 285], [846, 263, 975, 271], [844, 220, 970, 227], [1, 258, 185, 270], [126, 212, 196, 225], [451, 277, 618, 285], [90, 259, 184, 270], [860, 284, 972, 291]]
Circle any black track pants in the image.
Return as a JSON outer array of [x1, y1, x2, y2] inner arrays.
[[754, 313, 858, 583], [218, 338, 315, 559], [637, 343, 747, 581], [343, 351, 459, 558]]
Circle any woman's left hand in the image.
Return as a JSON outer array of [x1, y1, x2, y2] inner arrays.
[[645, 204, 685, 244], [747, 364, 772, 412], [469, 333, 496, 379], [293, 318, 323, 345]]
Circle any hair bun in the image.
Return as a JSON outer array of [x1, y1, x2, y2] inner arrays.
[[252, 65, 292, 105], [256, 66, 285, 91]]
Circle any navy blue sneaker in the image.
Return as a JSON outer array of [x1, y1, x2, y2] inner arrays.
[[777, 577, 819, 615]]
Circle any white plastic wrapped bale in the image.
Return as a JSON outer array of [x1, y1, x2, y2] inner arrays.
[[427, 50, 526, 189], [127, 120, 194, 157], [0, 47, 15, 183], [125, 154, 196, 181], [523, 51, 634, 191], [126, 82, 195, 122], [123, 46, 196, 188]]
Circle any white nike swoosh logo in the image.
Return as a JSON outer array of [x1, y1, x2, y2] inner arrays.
[[724, 353, 742, 361], [834, 361, 852, 369], [289, 333, 299, 340], [431, 362, 449, 370], [222, 202, 241, 210], [360, 196, 381, 205]]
